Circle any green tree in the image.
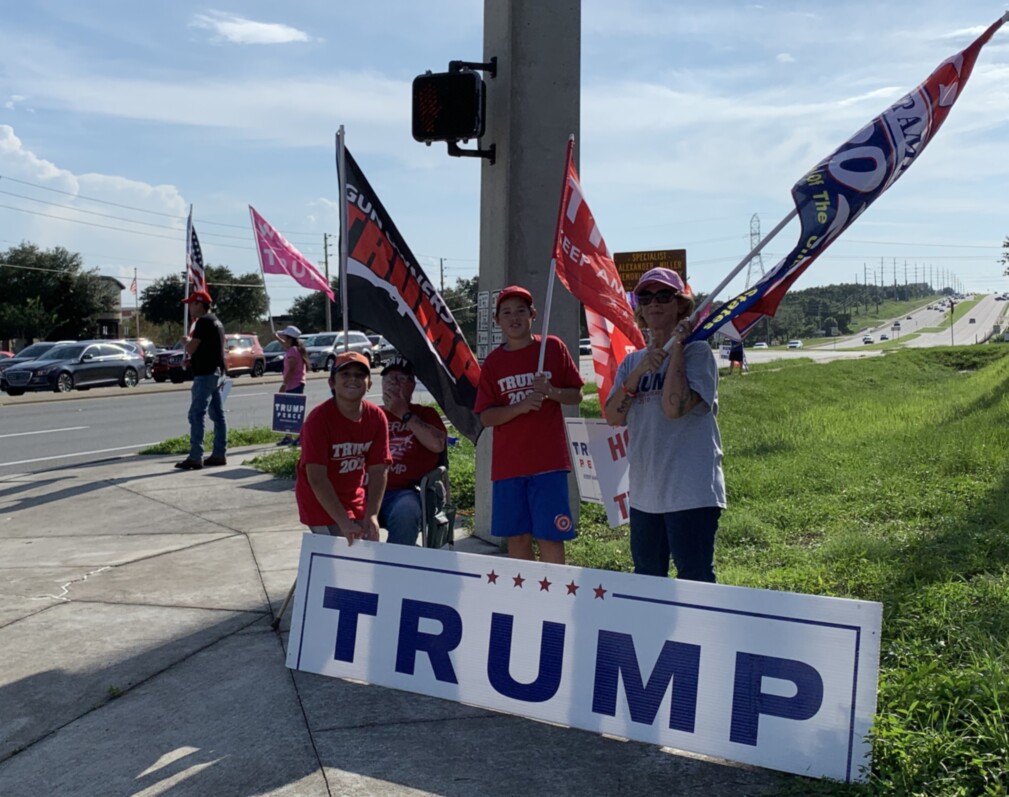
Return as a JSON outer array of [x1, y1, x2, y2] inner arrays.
[[140, 266, 268, 330], [1001, 236, 1009, 274], [285, 277, 341, 333], [0, 243, 109, 341], [441, 276, 478, 348]]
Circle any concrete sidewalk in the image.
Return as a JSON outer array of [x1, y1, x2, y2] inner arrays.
[[0, 447, 777, 796]]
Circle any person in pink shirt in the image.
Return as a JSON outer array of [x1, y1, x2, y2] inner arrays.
[[276, 325, 308, 446]]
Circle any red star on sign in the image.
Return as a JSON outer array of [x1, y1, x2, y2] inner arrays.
[[513, 574, 525, 588], [539, 577, 551, 591], [566, 581, 579, 595], [486, 570, 498, 584], [593, 584, 607, 599]]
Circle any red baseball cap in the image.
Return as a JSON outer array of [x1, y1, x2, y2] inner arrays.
[[496, 285, 533, 312], [331, 351, 371, 374], [181, 290, 213, 306]]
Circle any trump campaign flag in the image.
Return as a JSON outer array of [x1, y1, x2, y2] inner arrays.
[[338, 144, 482, 443], [689, 13, 1007, 343], [552, 137, 646, 397], [249, 206, 335, 301]]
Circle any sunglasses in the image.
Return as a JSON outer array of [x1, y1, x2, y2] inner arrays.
[[636, 289, 678, 306]]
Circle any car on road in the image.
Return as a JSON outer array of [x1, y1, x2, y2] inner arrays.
[[367, 334, 397, 366], [2, 341, 145, 395], [152, 333, 267, 383], [753, 342, 769, 349], [969, 317, 976, 324], [580, 338, 591, 356], [906, 315, 913, 320], [880, 334, 889, 341], [263, 339, 286, 373], [0, 341, 75, 392], [304, 331, 374, 372], [862, 335, 874, 344], [786, 340, 803, 349]]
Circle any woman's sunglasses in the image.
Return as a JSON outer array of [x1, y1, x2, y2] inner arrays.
[[636, 289, 678, 306]]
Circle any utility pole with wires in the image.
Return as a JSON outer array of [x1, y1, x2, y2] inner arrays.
[[323, 233, 333, 331], [745, 214, 771, 343]]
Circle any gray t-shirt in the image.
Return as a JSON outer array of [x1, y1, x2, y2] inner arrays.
[[609, 342, 726, 514]]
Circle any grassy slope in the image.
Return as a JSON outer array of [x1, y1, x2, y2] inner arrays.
[[228, 349, 1009, 795]]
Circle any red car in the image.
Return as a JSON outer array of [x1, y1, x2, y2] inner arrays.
[[152, 333, 266, 383]]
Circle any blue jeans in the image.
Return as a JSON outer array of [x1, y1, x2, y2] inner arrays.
[[380, 488, 422, 546], [629, 506, 720, 582], [188, 373, 227, 461]]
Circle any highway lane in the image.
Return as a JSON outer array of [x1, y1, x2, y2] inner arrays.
[[0, 372, 435, 477]]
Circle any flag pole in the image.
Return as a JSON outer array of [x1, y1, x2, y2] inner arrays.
[[183, 205, 193, 334], [662, 206, 798, 352], [249, 206, 275, 336], [337, 126, 349, 352], [537, 134, 575, 373]]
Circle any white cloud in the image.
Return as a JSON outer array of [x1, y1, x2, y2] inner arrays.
[[189, 12, 312, 45], [776, 53, 795, 64]]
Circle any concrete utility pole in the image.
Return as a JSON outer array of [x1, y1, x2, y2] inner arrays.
[[475, 0, 581, 541]]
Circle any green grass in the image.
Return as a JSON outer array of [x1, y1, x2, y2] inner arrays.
[[139, 427, 283, 455], [570, 345, 1009, 795], [178, 348, 1009, 794]]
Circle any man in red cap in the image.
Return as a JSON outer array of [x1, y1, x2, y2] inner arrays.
[[175, 290, 227, 470], [475, 285, 584, 564], [295, 351, 391, 544]]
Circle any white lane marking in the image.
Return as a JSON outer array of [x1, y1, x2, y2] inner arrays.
[[0, 426, 89, 439], [227, 392, 270, 399], [0, 442, 163, 467]]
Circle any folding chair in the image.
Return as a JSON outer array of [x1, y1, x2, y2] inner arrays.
[[418, 462, 457, 549]]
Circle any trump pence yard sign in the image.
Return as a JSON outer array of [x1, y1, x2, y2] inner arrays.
[[286, 534, 881, 783]]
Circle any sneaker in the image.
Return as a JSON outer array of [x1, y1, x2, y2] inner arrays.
[[174, 458, 203, 470], [204, 455, 228, 467], [277, 437, 293, 447]]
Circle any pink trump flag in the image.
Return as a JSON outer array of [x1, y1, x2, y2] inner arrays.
[[250, 206, 335, 301]]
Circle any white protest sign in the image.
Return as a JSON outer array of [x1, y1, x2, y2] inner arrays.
[[287, 534, 882, 783], [566, 418, 631, 526]]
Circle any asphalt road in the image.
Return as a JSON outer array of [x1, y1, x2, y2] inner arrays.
[[0, 371, 434, 478]]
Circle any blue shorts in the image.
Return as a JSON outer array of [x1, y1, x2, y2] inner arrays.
[[491, 471, 576, 542]]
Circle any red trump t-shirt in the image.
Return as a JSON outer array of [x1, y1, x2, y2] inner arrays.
[[475, 335, 583, 481], [382, 404, 447, 490], [295, 399, 391, 525]]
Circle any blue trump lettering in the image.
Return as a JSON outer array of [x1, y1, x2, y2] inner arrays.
[[592, 631, 700, 732], [486, 613, 565, 702], [322, 587, 378, 662], [730, 652, 824, 746], [395, 599, 462, 683]]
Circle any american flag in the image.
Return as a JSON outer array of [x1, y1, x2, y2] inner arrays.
[[129, 276, 137, 295], [186, 209, 206, 292]]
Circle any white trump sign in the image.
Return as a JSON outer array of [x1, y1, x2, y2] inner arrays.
[[287, 534, 881, 783], [566, 418, 631, 526]]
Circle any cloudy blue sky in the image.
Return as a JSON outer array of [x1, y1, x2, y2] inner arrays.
[[2, 1, 1008, 316]]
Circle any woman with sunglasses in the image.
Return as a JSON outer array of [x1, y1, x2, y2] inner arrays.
[[603, 267, 726, 582]]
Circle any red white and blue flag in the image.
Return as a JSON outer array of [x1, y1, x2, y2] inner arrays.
[[690, 14, 1006, 342], [186, 209, 206, 292]]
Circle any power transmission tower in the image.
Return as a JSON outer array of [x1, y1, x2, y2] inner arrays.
[[745, 214, 765, 288]]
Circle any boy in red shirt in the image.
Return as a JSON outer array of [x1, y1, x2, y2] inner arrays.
[[295, 351, 391, 543], [475, 286, 584, 563]]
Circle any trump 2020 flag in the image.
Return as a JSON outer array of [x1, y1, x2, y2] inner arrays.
[[249, 206, 335, 301], [552, 137, 646, 396], [690, 13, 1006, 343], [339, 147, 482, 443]]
